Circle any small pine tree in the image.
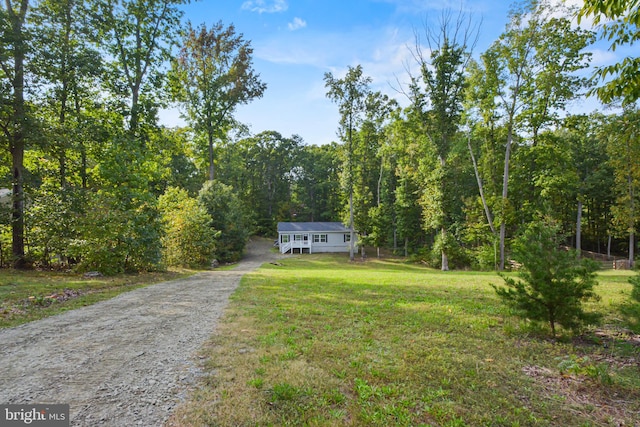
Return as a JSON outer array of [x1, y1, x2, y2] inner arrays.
[[492, 221, 601, 337]]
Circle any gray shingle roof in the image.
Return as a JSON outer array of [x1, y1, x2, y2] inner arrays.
[[277, 222, 351, 233]]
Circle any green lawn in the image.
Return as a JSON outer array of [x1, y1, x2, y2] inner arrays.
[[0, 269, 192, 328], [168, 255, 640, 427]]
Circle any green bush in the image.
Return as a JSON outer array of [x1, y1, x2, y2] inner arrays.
[[69, 192, 163, 275], [159, 187, 218, 268], [470, 244, 498, 271], [26, 186, 87, 267]]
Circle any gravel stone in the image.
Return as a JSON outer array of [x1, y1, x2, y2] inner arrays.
[[0, 238, 282, 426]]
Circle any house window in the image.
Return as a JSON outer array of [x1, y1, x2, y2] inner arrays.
[[313, 234, 328, 243], [344, 233, 351, 242], [281, 235, 290, 243]]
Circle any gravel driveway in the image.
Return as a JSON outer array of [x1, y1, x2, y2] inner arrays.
[[0, 238, 281, 426]]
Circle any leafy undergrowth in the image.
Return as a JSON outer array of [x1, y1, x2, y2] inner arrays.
[[0, 269, 194, 328], [167, 256, 640, 426]]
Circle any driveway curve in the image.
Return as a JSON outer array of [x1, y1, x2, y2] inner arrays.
[[0, 238, 281, 426]]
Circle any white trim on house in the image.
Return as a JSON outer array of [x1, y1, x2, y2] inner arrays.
[[277, 222, 355, 254]]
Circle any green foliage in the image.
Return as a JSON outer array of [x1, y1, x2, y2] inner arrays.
[[290, 143, 342, 222], [622, 273, 640, 331], [217, 131, 302, 235], [158, 187, 218, 268], [557, 355, 613, 386], [579, 0, 640, 105], [428, 229, 471, 270], [69, 192, 163, 275], [198, 180, 250, 263], [1, 0, 638, 280], [411, 19, 474, 270], [92, 0, 188, 133], [170, 21, 266, 180], [60, 133, 166, 275], [26, 186, 85, 267], [603, 110, 640, 245], [470, 244, 498, 271], [325, 65, 374, 260], [492, 220, 601, 337], [631, 273, 640, 302]]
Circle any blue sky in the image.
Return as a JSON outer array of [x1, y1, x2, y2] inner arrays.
[[159, 0, 620, 146]]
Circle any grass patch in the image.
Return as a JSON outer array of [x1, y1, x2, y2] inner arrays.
[[168, 256, 640, 426], [0, 268, 194, 328]]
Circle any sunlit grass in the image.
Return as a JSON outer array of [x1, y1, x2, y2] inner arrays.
[[168, 255, 640, 426], [0, 269, 194, 328]]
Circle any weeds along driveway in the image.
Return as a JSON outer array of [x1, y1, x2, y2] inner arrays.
[[0, 238, 280, 426]]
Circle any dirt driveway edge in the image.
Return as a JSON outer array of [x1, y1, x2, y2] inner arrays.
[[0, 238, 282, 426]]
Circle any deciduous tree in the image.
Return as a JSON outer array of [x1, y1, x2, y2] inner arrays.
[[0, 0, 30, 267], [198, 180, 250, 263], [325, 65, 372, 261], [171, 21, 266, 180], [474, 0, 593, 269], [93, 0, 186, 136], [159, 186, 218, 268], [603, 108, 640, 267], [410, 9, 477, 270], [578, 0, 640, 105]]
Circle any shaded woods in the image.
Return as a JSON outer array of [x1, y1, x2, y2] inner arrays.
[[0, 0, 638, 274]]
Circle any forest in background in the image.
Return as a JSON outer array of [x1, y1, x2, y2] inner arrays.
[[1, 0, 638, 273]]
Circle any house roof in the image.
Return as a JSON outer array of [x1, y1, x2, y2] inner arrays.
[[277, 222, 351, 233]]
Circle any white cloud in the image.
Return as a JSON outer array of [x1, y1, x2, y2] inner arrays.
[[589, 48, 618, 67], [288, 17, 307, 31], [241, 0, 288, 14]]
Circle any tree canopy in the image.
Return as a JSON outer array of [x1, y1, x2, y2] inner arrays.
[[0, 0, 637, 280]]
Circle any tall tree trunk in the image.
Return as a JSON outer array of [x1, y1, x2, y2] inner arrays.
[[6, 0, 30, 268], [441, 226, 449, 271], [11, 144, 25, 267], [576, 199, 583, 257], [130, 87, 140, 134], [208, 129, 215, 181], [393, 226, 397, 254], [629, 233, 635, 269], [349, 190, 355, 261], [629, 166, 636, 268], [377, 156, 383, 258], [500, 124, 514, 270], [438, 156, 449, 271], [468, 134, 496, 235], [58, 2, 72, 191], [404, 236, 408, 258]]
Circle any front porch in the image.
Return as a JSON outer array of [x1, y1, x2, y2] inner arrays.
[[279, 233, 312, 254]]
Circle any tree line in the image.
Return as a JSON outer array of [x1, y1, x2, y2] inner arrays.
[[0, 0, 638, 274], [322, 0, 639, 270]]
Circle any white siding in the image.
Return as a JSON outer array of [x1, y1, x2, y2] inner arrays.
[[279, 231, 354, 254], [310, 232, 351, 253]]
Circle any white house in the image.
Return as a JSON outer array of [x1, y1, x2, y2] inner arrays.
[[277, 222, 355, 254]]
